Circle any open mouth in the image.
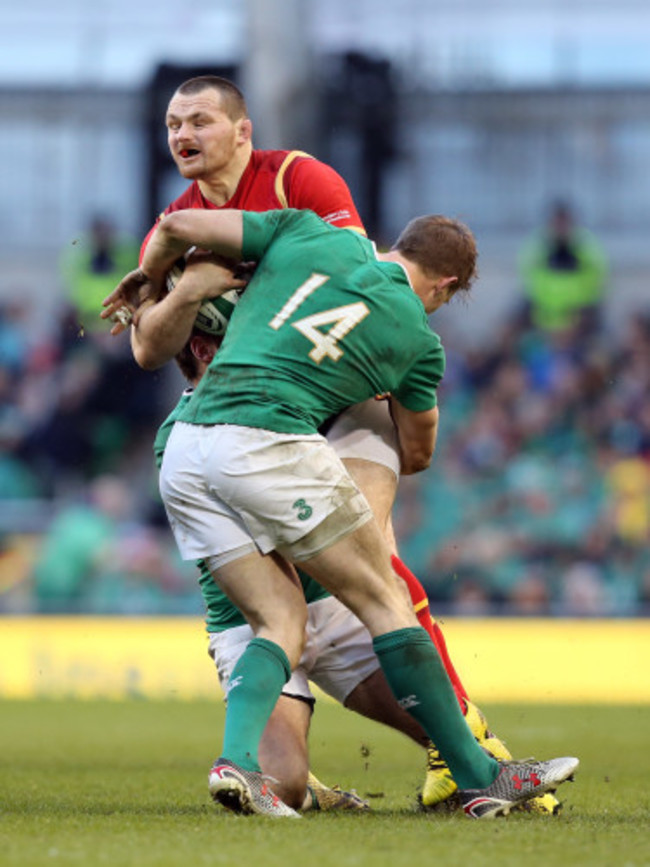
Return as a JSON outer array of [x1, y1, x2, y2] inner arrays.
[[179, 148, 200, 158]]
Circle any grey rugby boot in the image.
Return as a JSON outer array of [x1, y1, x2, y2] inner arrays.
[[209, 757, 301, 818], [459, 756, 579, 819]]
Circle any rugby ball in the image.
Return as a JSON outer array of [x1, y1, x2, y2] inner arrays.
[[165, 254, 241, 336]]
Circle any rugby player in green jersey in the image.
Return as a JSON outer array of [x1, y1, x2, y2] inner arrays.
[[107, 207, 579, 819], [154, 330, 437, 813]]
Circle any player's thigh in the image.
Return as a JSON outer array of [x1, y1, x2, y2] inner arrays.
[[327, 400, 399, 549], [295, 518, 416, 636], [205, 549, 308, 666], [343, 458, 398, 542]]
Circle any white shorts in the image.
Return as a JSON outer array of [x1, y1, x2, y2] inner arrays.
[[208, 595, 380, 705], [160, 422, 373, 563], [326, 399, 400, 478]]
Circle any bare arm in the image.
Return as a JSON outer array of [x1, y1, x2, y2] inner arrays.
[[100, 209, 245, 337], [131, 254, 246, 370], [140, 209, 245, 278], [389, 399, 440, 475]]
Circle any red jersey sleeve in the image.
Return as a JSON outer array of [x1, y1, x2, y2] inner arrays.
[[284, 158, 366, 234], [139, 225, 156, 264]]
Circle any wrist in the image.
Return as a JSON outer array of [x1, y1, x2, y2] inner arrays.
[[132, 266, 153, 284], [174, 272, 212, 305]]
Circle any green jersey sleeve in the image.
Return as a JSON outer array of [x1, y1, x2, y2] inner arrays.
[[242, 209, 304, 261], [391, 336, 446, 412]]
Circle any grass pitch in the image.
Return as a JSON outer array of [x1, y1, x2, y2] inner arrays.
[[1, 699, 648, 867]]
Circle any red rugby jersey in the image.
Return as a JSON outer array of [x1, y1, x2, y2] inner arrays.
[[140, 149, 365, 260]]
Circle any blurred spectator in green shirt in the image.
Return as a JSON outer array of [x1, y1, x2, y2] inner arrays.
[[519, 201, 608, 333], [60, 215, 139, 335], [31, 475, 132, 612]]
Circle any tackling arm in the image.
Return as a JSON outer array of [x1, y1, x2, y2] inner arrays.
[[140, 209, 245, 277], [131, 253, 246, 371], [389, 400, 439, 475], [102, 210, 246, 369]]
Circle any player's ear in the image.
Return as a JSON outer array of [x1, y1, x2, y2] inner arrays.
[[436, 275, 458, 303], [237, 118, 253, 144], [190, 334, 218, 364]]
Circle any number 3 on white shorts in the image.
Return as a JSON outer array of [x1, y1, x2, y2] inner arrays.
[[269, 273, 370, 363]]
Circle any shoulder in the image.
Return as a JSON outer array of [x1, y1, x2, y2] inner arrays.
[[250, 149, 315, 205], [279, 153, 366, 233], [251, 148, 293, 166], [248, 149, 294, 181], [163, 182, 203, 215]]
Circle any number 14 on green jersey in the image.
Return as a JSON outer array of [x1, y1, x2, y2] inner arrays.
[[269, 273, 370, 364]]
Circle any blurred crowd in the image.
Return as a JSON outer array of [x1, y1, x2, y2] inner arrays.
[[0, 216, 199, 615], [395, 304, 650, 616], [0, 294, 199, 615], [397, 203, 649, 616], [0, 207, 648, 617]]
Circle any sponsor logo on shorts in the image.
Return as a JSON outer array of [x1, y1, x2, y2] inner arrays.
[[292, 498, 313, 520]]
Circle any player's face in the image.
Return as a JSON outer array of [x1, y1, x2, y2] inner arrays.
[[166, 89, 248, 180]]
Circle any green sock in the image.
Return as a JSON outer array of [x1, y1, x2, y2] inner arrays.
[[373, 627, 499, 790], [221, 637, 291, 772]]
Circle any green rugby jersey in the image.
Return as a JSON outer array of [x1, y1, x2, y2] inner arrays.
[[177, 209, 445, 434], [153, 391, 330, 633]]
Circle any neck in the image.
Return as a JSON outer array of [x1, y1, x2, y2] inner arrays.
[[378, 250, 420, 290], [378, 249, 439, 311], [197, 147, 252, 207]]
